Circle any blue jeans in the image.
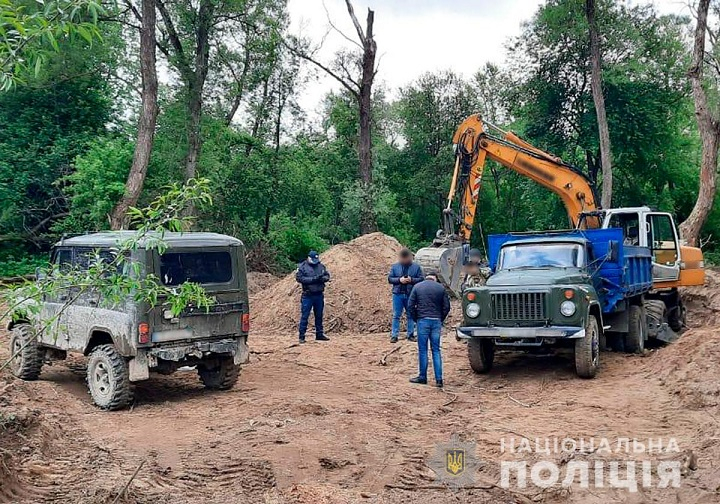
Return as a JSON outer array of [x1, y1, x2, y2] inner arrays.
[[417, 318, 443, 382], [299, 293, 324, 339], [392, 293, 415, 338]]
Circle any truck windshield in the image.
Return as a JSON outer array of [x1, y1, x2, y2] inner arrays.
[[159, 251, 233, 286], [499, 243, 584, 270]]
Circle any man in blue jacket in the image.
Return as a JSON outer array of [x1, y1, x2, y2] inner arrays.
[[387, 248, 424, 343], [295, 251, 330, 343], [408, 271, 451, 388]]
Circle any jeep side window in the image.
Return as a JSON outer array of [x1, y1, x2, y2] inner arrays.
[[53, 248, 72, 272]]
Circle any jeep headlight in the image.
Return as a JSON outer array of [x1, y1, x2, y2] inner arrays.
[[465, 302, 481, 318], [560, 300, 576, 317]]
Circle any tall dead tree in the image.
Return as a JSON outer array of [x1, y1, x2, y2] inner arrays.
[[585, 0, 613, 208], [291, 0, 377, 233], [110, 0, 159, 230], [681, 0, 719, 247]]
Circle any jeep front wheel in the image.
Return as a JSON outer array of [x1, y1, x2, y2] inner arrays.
[[575, 316, 600, 379], [86, 344, 133, 410], [9, 323, 43, 380], [468, 338, 494, 374], [198, 357, 240, 390]]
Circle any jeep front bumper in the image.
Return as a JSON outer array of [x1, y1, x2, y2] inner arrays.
[[456, 326, 585, 345]]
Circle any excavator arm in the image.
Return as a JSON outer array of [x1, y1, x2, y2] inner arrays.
[[417, 114, 600, 293]]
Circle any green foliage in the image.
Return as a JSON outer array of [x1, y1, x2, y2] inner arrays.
[[60, 137, 134, 232], [0, 254, 46, 278], [0, 0, 104, 89]]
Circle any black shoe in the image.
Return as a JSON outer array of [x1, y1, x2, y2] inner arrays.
[[407, 335, 417, 342], [299, 337, 306, 344], [436, 380, 444, 388], [390, 336, 398, 343], [315, 334, 330, 341], [409, 376, 427, 385]]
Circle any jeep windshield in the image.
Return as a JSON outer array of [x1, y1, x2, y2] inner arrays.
[[159, 251, 233, 286], [499, 243, 584, 270]]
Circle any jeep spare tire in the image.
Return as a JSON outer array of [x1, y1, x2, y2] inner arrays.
[[198, 357, 240, 390], [87, 344, 133, 410], [9, 323, 43, 380]]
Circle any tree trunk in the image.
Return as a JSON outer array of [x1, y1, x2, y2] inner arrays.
[[357, 7, 376, 234], [681, 0, 719, 246], [183, 0, 214, 182], [585, 0, 613, 209], [109, 0, 158, 230]]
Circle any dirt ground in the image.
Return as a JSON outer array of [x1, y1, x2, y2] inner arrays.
[[1, 239, 720, 503]]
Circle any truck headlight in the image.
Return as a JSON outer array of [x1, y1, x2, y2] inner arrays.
[[560, 300, 576, 317], [465, 303, 481, 318]]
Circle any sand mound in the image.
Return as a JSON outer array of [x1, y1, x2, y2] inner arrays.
[[647, 268, 720, 409], [247, 272, 280, 296], [251, 233, 403, 334], [683, 268, 720, 326]]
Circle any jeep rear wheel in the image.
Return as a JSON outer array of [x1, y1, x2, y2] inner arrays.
[[9, 323, 43, 380], [575, 316, 600, 379], [625, 305, 646, 354], [468, 338, 494, 374], [198, 357, 240, 390], [87, 344, 133, 410]]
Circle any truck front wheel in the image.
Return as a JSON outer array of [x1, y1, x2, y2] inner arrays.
[[198, 357, 240, 390], [625, 305, 646, 354], [575, 316, 600, 379], [468, 338, 494, 374], [86, 344, 134, 410]]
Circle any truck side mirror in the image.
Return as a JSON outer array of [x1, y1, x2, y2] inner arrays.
[[608, 240, 619, 263]]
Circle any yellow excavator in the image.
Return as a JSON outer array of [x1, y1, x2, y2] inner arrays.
[[416, 114, 704, 331]]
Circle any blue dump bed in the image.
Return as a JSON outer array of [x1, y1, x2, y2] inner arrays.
[[487, 228, 653, 314]]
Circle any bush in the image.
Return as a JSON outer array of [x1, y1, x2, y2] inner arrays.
[[0, 255, 47, 278], [268, 214, 329, 270]]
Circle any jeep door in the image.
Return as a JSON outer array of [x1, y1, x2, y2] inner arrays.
[[38, 247, 73, 349]]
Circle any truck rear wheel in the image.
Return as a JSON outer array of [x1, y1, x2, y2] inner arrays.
[[198, 357, 240, 390], [575, 316, 599, 379], [468, 338, 494, 374], [9, 323, 43, 381], [87, 344, 134, 410], [668, 298, 685, 332], [625, 305, 646, 354]]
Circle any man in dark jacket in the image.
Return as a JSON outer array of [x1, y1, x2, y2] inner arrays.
[[295, 251, 330, 343], [407, 271, 451, 387], [387, 248, 424, 343]]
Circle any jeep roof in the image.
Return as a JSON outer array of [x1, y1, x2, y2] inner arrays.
[[56, 231, 243, 249]]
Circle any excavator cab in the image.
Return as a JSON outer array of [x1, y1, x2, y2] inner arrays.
[[602, 207, 684, 284]]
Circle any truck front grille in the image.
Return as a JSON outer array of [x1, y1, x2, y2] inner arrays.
[[491, 292, 546, 321]]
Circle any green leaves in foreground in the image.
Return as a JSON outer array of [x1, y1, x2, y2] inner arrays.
[[0, 0, 104, 90]]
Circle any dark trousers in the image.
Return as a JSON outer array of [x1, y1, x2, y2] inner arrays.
[[299, 293, 324, 339]]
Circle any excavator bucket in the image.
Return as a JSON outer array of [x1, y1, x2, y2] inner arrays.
[[415, 244, 464, 296]]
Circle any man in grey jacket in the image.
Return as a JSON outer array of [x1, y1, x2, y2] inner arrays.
[[407, 271, 451, 387]]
